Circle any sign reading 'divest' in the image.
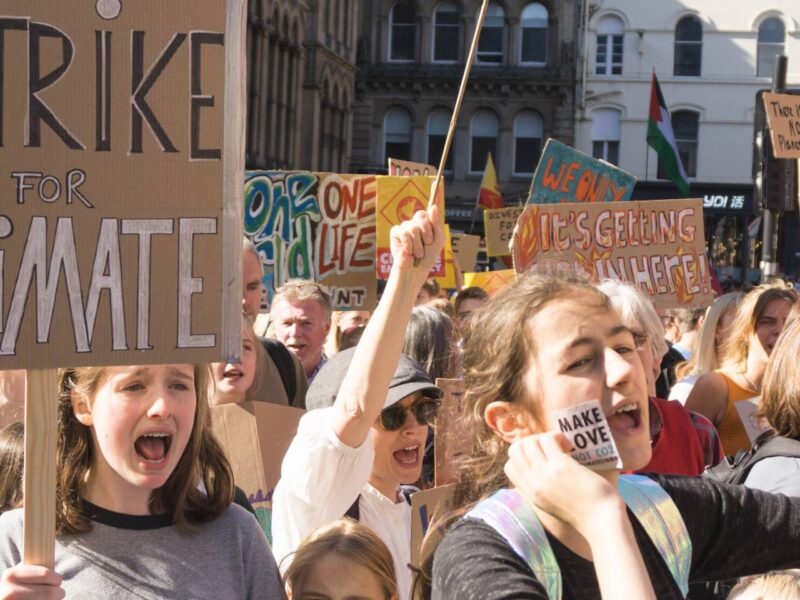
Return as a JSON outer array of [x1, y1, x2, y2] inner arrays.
[[0, 2, 242, 368]]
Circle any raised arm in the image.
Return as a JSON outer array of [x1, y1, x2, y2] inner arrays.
[[331, 206, 444, 448]]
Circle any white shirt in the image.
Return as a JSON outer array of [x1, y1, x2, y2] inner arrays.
[[271, 407, 414, 600], [668, 374, 700, 405]]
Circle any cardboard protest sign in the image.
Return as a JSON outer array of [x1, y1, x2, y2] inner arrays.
[[527, 139, 635, 205], [244, 171, 377, 310], [451, 233, 481, 272], [434, 378, 472, 486], [762, 92, 800, 158], [434, 226, 457, 289], [388, 158, 436, 177], [410, 484, 455, 569], [512, 199, 713, 309], [462, 269, 516, 296], [0, 1, 244, 368], [553, 400, 621, 471], [210, 401, 304, 543], [483, 206, 524, 256], [375, 176, 445, 279]]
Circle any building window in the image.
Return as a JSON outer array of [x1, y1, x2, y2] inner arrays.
[[433, 2, 460, 62], [384, 107, 413, 162], [595, 15, 623, 75], [389, 1, 416, 62], [513, 111, 543, 174], [477, 3, 504, 64], [658, 110, 698, 179], [520, 3, 548, 65], [470, 109, 499, 173], [674, 15, 702, 76], [591, 108, 621, 166], [427, 109, 454, 172], [757, 17, 785, 77]]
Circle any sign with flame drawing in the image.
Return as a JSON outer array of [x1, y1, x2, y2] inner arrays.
[[512, 199, 713, 309]]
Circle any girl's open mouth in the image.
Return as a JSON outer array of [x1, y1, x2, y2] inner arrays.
[[134, 432, 172, 463]]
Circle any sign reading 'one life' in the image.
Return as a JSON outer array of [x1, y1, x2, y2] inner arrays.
[[0, 2, 243, 368]]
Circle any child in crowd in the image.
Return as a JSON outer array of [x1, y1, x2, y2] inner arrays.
[[424, 274, 800, 599], [284, 518, 398, 600], [210, 317, 265, 406], [0, 422, 23, 514], [272, 205, 445, 600], [0, 364, 284, 599]]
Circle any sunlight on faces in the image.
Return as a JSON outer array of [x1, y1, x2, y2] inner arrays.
[[242, 249, 264, 318], [292, 553, 389, 600], [456, 298, 485, 330], [338, 310, 370, 333], [73, 365, 197, 512], [369, 392, 428, 499], [753, 298, 793, 361], [520, 301, 652, 471], [272, 298, 331, 374], [211, 333, 257, 405]]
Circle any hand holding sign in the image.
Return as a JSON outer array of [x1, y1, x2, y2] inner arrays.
[[389, 205, 445, 277]]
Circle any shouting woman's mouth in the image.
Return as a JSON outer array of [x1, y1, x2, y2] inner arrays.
[[134, 432, 173, 464]]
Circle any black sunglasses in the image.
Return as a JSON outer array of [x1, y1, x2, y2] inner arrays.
[[380, 398, 441, 431]]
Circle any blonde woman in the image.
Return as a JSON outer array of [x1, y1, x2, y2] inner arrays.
[[669, 293, 741, 404], [686, 283, 797, 454], [284, 519, 398, 600]]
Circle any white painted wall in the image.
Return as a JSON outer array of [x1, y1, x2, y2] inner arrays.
[[575, 0, 800, 185]]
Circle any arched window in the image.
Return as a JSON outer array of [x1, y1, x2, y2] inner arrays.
[[433, 2, 460, 62], [427, 109, 453, 172], [758, 17, 785, 77], [591, 108, 621, 166], [674, 16, 702, 76], [658, 110, 698, 179], [520, 3, 548, 65], [389, 1, 416, 61], [470, 109, 499, 173], [513, 111, 543, 175], [477, 3, 504, 64], [384, 107, 413, 162], [595, 15, 623, 75]]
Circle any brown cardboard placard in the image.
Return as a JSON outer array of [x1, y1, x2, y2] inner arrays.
[[451, 233, 481, 272], [483, 206, 525, 256], [462, 269, 516, 296], [512, 199, 713, 309], [410, 484, 455, 569], [762, 91, 800, 158], [387, 158, 436, 177], [210, 401, 304, 542], [0, 2, 243, 368], [434, 378, 472, 486], [244, 171, 377, 310]]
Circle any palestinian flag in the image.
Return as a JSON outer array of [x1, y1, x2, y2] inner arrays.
[[647, 73, 690, 196], [477, 153, 504, 209]]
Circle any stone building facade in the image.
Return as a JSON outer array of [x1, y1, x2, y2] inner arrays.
[[351, 0, 580, 229], [245, 0, 360, 171]]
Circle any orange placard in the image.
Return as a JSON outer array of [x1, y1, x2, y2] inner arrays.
[[462, 269, 516, 296]]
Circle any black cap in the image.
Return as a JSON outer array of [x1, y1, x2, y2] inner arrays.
[[306, 347, 443, 411]]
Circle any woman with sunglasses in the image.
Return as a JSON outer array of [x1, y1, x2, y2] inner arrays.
[[272, 206, 445, 600]]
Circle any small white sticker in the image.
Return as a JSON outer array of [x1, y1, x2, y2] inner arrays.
[[552, 400, 622, 471]]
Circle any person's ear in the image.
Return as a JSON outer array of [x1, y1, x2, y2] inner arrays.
[[484, 401, 535, 444], [71, 391, 93, 426]]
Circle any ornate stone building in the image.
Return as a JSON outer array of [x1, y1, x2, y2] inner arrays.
[[246, 0, 360, 171], [351, 0, 579, 229]]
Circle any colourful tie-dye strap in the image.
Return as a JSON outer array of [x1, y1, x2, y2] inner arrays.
[[619, 474, 692, 597], [465, 489, 562, 600]]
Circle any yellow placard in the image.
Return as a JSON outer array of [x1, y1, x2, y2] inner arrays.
[[462, 269, 516, 296]]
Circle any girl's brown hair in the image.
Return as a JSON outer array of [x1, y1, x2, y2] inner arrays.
[[0, 421, 24, 513], [760, 317, 800, 438], [284, 518, 398, 599], [56, 364, 234, 534], [415, 274, 610, 596], [720, 282, 797, 372]]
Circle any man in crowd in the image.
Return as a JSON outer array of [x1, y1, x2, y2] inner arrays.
[[243, 239, 308, 408], [271, 280, 332, 385], [453, 286, 489, 333], [669, 307, 705, 360]]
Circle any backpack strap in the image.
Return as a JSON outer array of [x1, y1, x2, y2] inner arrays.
[[618, 474, 692, 597], [260, 338, 297, 405], [465, 489, 562, 600]]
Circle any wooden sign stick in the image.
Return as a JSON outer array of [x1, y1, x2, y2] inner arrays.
[[23, 368, 58, 567], [415, 0, 490, 265]]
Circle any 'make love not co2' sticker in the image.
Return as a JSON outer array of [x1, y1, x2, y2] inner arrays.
[[552, 400, 622, 471]]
